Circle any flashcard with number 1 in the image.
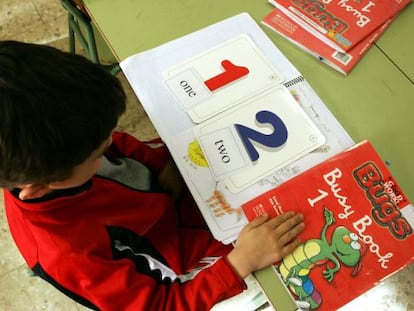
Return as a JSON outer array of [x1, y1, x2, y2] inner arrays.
[[163, 34, 284, 123]]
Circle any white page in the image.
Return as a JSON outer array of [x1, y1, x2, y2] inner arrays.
[[120, 13, 353, 243]]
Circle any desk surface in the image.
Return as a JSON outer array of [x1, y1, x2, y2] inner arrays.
[[84, 0, 414, 202], [83, 0, 414, 309]]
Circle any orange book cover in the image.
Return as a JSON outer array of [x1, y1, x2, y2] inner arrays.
[[262, 8, 395, 75], [269, 0, 411, 51], [241, 140, 414, 310]]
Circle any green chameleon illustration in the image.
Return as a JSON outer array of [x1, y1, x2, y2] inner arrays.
[[278, 207, 363, 310]]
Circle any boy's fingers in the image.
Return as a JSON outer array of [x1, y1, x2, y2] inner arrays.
[[267, 212, 305, 248], [268, 211, 295, 229], [282, 238, 302, 256], [279, 221, 305, 246], [247, 213, 269, 228], [268, 211, 303, 230]]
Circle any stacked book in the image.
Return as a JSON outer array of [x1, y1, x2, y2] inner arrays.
[[263, 0, 411, 75]]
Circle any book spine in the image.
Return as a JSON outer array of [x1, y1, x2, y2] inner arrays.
[[253, 265, 297, 311]]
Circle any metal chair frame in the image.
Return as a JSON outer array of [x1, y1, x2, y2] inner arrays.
[[60, 0, 120, 75]]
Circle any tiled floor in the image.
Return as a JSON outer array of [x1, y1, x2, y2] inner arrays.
[[0, 1, 157, 309]]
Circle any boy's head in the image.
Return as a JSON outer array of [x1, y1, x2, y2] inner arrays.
[[0, 41, 126, 192]]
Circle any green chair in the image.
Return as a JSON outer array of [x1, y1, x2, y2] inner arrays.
[[60, 0, 120, 75]]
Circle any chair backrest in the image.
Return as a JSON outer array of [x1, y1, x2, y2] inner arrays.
[[61, 0, 91, 24], [59, 0, 120, 75], [60, 0, 98, 63]]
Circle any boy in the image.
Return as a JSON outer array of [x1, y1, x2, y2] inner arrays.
[[0, 41, 305, 310]]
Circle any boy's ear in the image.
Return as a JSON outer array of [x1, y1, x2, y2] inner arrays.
[[18, 184, 52, 200]]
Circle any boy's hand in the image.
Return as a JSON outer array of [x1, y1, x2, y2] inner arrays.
[[226, 211, 304, 279]]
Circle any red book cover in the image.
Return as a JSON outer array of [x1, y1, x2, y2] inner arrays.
[[262, 8, 396, 75], [269, 0, 411, 51], [241, 140, 414, 310]]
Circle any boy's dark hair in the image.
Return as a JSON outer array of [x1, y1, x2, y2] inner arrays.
[[0, 41, 126, 189]]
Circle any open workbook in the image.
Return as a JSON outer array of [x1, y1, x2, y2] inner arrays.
[[119, 12, 412, 311], [120, 13, 353, 245]]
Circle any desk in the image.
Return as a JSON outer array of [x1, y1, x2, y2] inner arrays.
[[83, 1, 414, 310], [84, 0, 414, 201]]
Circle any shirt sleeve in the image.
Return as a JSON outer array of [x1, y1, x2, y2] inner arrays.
[[62, 253, 246, 311], [105, 131, 169, 173]]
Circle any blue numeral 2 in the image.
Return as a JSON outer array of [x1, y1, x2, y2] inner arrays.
[[234, 110, 288, 161]]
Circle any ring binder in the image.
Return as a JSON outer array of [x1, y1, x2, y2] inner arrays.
[[283, 75, 305, 88]]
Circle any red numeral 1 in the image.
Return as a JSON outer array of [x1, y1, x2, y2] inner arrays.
[[204, 60, 249, 92]]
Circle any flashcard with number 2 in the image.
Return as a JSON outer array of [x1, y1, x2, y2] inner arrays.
[[194, 86, 326, 192]]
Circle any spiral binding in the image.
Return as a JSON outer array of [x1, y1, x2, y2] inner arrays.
[[283, 75, 305, 88]]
